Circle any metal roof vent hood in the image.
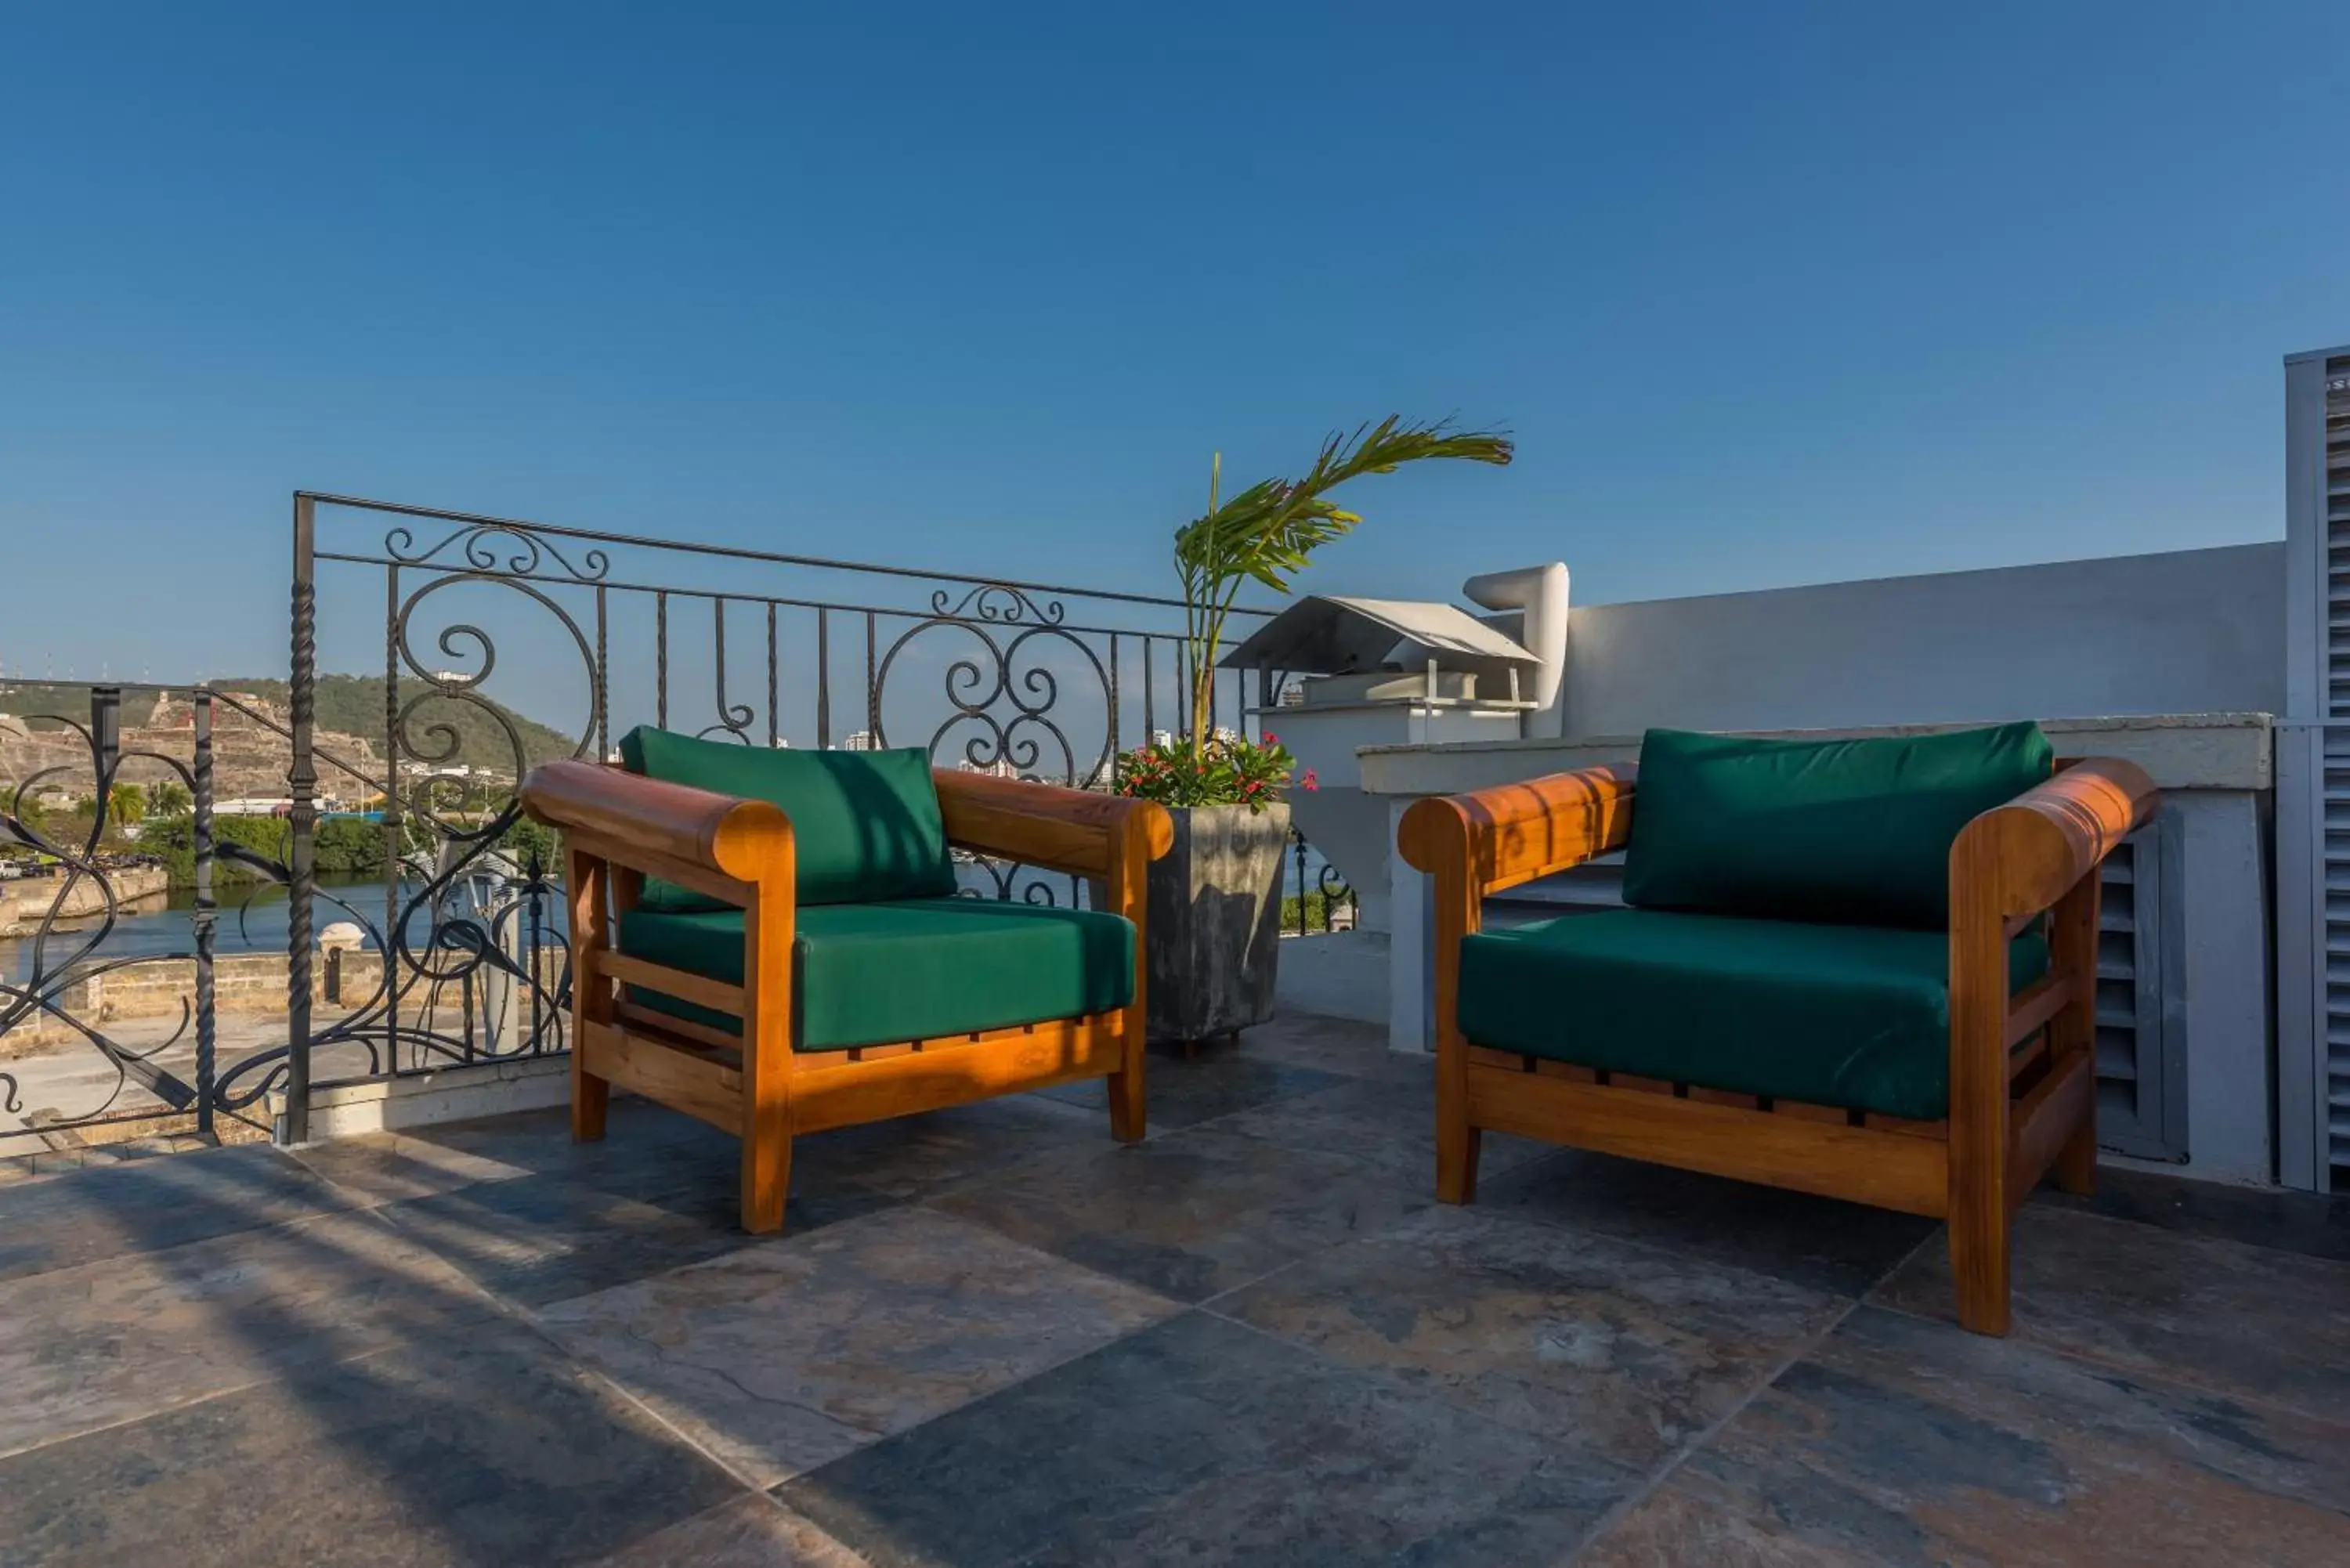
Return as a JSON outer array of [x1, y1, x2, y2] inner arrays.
[[1220, 563, 1569, 938]]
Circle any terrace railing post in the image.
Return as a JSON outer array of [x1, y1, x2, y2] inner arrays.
[[1292, 826, 1310, 937], [193, 692, 217, 1139], [284, 493, 317, 1144], [816, 606, 832, 748]]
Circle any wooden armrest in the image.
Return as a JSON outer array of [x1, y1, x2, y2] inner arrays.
[[931, 770, 1174, 877], [1953, 757, 2158, 919], [519, 759, 790, 885], [1397, 764, 1638, 897]]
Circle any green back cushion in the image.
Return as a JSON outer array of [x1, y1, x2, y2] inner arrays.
[[1620, 723, 2053, 929], [617, 726, 957, 911]]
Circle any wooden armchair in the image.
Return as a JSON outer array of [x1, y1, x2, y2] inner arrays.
[[522, 754, 1173, 1234], [1397, 727, 2157, 1335]]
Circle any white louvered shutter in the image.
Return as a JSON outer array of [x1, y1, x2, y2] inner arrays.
[[2281, 345, 2350, 1191]]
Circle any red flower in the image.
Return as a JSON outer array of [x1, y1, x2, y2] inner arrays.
[[1261, 732, 1278, 746], [1300, 769, 1318, 792]]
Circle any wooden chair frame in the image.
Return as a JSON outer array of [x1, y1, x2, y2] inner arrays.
[[1397, 754, 2159, 1335], [520, 759, 1174, 1233]]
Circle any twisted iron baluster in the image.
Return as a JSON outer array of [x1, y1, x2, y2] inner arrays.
[[284, 495, 317, 1142]]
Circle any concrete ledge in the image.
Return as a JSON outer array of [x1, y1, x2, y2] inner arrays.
[[1274, 930, 1390, 1026], [280, 1053, 571, 1143], [1361, 712, 2273, 796]]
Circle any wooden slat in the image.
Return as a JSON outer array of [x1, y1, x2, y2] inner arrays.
[[1397, 764, 1638, 895], [1467, 1046, 1530, 1072], [1687, 1086, 1760, 1111], [1865, 1113, 1948, 1140], [1465, 1062, 1948, 1217], [938, 799, 1110, 875], [2002, 972, 2077, 1050], [580, 1019, 742, 1133], [789, 1016, 1121, 1134], [1773, 1099, 1850, 1125], [2044, 871, 2101, 1195], [1611, 1074, 1676, 1097], [1531, 1059, 1598, 1083], [601, 951, 747, 1020], [932, 769, 1171, 876], [2007, 1033, 2048, 1082], [614, 999, 743, 1055], [2006, 1050, 2095, 1208], [1963, 757, 2158, 919], [566, 827, 754, 909], [522, 758, 790, 885]]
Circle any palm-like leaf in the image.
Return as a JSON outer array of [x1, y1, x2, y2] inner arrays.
[[1174, 417, 1513, 739]]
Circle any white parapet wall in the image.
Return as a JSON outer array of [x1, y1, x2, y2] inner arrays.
[[1559, 543, 2282, 737], [1362, 712, 2276, 1188]]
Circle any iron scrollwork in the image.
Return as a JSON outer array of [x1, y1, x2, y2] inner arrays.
[[873, 594, 1114, 909], [0, 696, 211, 1140]]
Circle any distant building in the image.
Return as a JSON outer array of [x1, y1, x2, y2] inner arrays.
[[834, 730, 877, 752]]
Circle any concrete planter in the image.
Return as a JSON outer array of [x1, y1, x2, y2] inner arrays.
[[1145, 800, 1288, 1045]]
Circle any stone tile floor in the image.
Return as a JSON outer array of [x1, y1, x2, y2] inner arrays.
[[2, 1011, 2346, 1566]]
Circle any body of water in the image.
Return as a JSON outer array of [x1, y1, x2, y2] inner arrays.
[[0, 875, 554, 979], [3, 844, 1345, 982]]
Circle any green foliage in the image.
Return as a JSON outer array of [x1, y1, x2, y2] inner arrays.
[[148, 781, 193, 818], [1280, 887, 1356, 931], [139, 814, 300, 883], [107, 782, 146, 824], [1114, 732, 1314, 813], [500, 815, 562, 875], [1173, 417, 1513, 739]]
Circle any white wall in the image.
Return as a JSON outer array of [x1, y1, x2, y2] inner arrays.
[[1562, 544, 2283, 737]]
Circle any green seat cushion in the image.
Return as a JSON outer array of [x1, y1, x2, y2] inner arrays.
[[1621, 723, 2054, 930], [617, 726, 957, 912], [615, 897, 1135, 1051], [1455, 908, 2049, 1122]]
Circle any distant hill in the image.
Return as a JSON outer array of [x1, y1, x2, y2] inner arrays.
[[218, 674, 580, 771], [0, 683, 173, 727], [0, 676, 578, 773]]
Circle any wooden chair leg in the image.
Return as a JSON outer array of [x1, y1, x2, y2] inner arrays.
[[741, 1125, 790, 1234], [1436, 1038, 1480, 1205], [569, 846, 610, 1143], [1108, 982, 1147, 1141], [1437, 1121, 1481, 1205], [741, 878, 795, 1234], [573, 1060, 609, 1143], [2055, 1113, 2097, 1196], [1949, 1175, 2012, 1336], [1107, 1046, 1145, 1143]]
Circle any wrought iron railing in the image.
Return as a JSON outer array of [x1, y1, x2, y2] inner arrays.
[[281, 491, 1308, 1140], [0, 685, 225, 1145], [0, 681, 571, 1151], [0, 493, 1357, 1154]]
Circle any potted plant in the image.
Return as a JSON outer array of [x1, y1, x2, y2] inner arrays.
[[1117, 416, 1511, 1045]]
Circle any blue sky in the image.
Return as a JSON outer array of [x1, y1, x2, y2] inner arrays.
[[4, 2, 2345, 699]]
